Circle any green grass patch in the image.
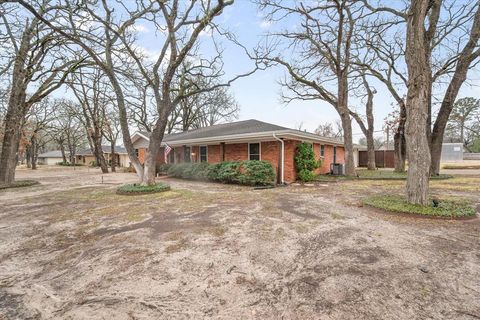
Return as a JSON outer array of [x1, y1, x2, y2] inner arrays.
[[117, 182, 170, 195], [0, 180, 39, 190], [362, 195, 477, 218], [442, 164, 480, 170], [315, 170, 452, 181]]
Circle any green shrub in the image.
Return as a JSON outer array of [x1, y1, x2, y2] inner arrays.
[[298, 169, 316, 182], [208, 161, 241, 183], [117, 182, 170, 195], [237, 160, 275, 186], [56, 161, 82, 166], [167, 162, 210, 180], [167, 160, 275, 186], [294, 143, 321, 182], [156, 163, 173, 175]]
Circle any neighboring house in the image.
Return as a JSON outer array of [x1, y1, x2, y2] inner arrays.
[[132, 119, 345, 183], [37, 150, 66, 165], [76, 146, 130, 167]]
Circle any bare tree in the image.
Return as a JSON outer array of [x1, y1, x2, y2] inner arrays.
[[14, 0, 254, 186], [314, 121, 343, 139], [256, 0, 365, 176], [166, 68, 240, 133], [50, 99, 87, 165], [69, 68, 110, 173], [364, 0, 480, 203], [444, 97, 480, 151], [354, 16, 407, 172], [24, 98, 55, 169], [0, 2, 82, 184], [102, 99, 121, 172], [350, 75, 376, 170]]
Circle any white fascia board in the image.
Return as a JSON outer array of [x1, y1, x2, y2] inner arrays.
[[135, 129, 345, 147]]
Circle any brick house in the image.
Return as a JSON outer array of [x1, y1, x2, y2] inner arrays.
[[131, 120, 345, 184]]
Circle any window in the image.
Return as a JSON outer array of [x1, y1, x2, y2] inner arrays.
[[168, 148, 175, 164], [184, 146, 191, 162], [320, 145, 325, 157], [199, 146, 208, 162], [135, 149, 139, 157], [249, 143, 260, 160], [333, 146, 337, 163]]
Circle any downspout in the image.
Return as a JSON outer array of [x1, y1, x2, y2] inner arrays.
[[272, 133, 284, 184]]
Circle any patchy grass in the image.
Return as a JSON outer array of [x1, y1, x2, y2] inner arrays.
[[315, 170, 452, 181], [363, 195, 477, 218], [442, 163, 480, 170], [117, 182, 170, 195], [0, 180, 39, 190]]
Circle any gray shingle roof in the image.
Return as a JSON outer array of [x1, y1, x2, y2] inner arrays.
[[76, 145, 127, 155], [38, 150, 66, 158], [137, 119, 344, 145]]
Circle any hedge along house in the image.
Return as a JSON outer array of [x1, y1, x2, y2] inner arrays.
[[131, 120, 345, 184]]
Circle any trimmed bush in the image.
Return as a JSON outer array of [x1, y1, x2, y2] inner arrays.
[[166, 160, 275, 186], [117, 182, 170, 195], [237, 160, 275, 186], [295, 143, 321, 182], [167, 162, 210, 180]]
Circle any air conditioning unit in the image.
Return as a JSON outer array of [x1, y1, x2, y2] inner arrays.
[[330, 163, 345, 176]]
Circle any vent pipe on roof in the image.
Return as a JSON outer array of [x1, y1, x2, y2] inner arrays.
[[272, 133, 284, 184]]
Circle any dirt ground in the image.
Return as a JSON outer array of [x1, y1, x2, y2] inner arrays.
[[1, 166, 479, 320]]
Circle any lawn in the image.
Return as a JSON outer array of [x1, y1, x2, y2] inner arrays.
[[315, 168, 452, 181], [0, 166, 479, 319]]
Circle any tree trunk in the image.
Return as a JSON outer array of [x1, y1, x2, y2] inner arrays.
[[0, 28, 31, 185], [394, 104, 407, 172], [93, 136, 108, 173], [110, 143, 116, 173], [26, 145, 32, 168], [60, 143, 67, 163], [366, 134, 376, 170], [142, 104, 171, 185], [429, 5, 480, 175], [404, 0, 432, 205], [31, 134, 37, 170], [340, 113, 356, 176]]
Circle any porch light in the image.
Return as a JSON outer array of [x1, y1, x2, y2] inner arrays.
[[191, 152, 196, 156]]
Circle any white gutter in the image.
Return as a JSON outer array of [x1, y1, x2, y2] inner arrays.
[[272, 133, 284, 185]]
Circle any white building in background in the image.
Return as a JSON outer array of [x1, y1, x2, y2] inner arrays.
[[440, 143, 464, 162], [37, 150, 66, 165]]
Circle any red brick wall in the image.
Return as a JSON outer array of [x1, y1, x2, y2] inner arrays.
[[207, 145, 221, 163], [261, 141, 279, 179], [283, 140, 300, 183], [140, 140, 345, 182], [313, 144, 345, 174], [225, 143, 248, 161]]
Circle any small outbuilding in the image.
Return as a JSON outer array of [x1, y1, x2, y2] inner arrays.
[[37, 150, 66, 165]]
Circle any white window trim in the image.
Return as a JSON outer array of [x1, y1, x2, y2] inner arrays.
[[199, 145, 208, 163], [248, 142, 261, 161], [184, 146, 191, 162], [320, 144, 325, 158], [168, 147, 175, 164]]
